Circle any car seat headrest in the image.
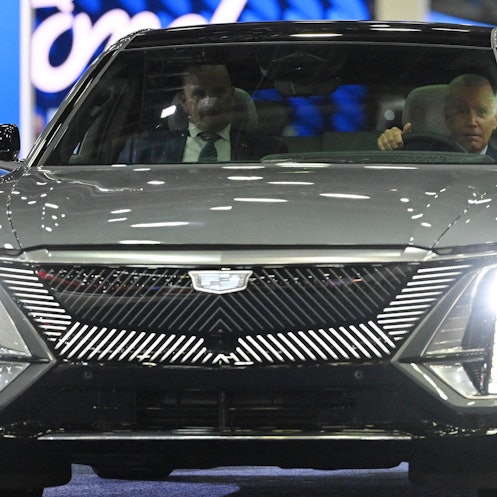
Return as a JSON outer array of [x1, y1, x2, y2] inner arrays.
[[402, 84, 449, 136], [168, 88, 258, 132]]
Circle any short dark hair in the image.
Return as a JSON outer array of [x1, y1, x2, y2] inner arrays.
[[181, 64, 231, 86]]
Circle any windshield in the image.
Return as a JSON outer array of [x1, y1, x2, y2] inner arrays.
[[42, 41, 497, 166]]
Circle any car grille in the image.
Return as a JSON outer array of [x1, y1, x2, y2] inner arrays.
[[0, 260, 472, 367]]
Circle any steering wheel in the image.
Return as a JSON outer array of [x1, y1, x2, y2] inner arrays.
[[403, 132, 466, 152]]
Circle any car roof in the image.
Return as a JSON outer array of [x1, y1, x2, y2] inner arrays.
[[123, 20, 495, 50]]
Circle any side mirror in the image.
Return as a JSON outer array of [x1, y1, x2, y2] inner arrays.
[[0, 124, 20, 161]]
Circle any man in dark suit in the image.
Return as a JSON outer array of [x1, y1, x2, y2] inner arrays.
[[120, 64, 287, 163], [377, 73, 497, 159]]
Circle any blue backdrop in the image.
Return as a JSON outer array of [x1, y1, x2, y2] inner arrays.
[[0, 0, 20, 126]]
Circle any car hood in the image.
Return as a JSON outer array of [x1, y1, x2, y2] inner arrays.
[[9, 162, 497, 251]]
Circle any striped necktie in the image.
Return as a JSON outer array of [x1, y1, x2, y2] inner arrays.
[[198, 134, 220, 162]]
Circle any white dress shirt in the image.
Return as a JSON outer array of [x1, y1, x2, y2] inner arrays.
[[182, 123, 232, 162]]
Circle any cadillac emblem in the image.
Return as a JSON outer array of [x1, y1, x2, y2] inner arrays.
[[188, 270, 253, 294]]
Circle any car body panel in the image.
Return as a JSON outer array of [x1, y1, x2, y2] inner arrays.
[[9, 163, 497, 250]]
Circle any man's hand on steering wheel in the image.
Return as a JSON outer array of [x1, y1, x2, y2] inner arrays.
[[377, 123, 412, 151]]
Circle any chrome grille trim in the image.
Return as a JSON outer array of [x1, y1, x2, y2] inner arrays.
[[23, 247, 433, 265], [0, 261, 473, 367], [38, 431, 413, 441]]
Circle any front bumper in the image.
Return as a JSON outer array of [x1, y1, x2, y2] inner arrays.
[[0, 360, 493, 439], [0, 361, 497, 488]]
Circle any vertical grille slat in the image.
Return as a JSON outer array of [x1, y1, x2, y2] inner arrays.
[[122, 269, 182, 330], [148, 285, 200, 331], [254, 269, 311, 326], [66, 268, 105, 315], [323, 267, 369, 319], [92, 269, 153, 325]]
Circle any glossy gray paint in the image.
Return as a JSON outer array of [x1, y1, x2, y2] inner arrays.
[[7, 162, 497, 251]]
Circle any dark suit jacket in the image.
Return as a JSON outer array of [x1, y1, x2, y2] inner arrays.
[[403, 135, 497, 160], [119, 128, 288, 164], [486, 143, 497, 160]]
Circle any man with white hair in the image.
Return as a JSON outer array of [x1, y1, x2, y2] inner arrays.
[[377, 73, 497, 159]]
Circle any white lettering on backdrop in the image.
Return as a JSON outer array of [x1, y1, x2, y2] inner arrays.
[[31, 0, 248, 93]]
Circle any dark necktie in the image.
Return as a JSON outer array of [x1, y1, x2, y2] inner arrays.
[[198, 134, 220, 162]]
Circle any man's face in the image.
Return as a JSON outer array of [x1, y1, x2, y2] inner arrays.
[[180, 65, 234, 133], [445, 83, 497, 153]]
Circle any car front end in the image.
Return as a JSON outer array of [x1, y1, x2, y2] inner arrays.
[[2, 19, 497, 495]]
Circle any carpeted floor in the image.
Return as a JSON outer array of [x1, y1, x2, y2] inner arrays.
[[43, 463, 478, 497]]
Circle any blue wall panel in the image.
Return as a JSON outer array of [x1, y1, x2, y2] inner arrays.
[[0, 0, 20, 126]]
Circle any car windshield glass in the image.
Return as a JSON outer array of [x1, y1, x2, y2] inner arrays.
[[41, 41, 497, 166]]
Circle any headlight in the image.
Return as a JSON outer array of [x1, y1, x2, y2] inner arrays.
[[0, 362, 30, 391], [0, 295, 32, 392], [0, 266, 57, 399], [0, 296, 31, 359], [397, 263, 497, 403]]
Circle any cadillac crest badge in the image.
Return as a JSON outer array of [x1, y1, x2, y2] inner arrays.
[[188, 270, 253, 294]]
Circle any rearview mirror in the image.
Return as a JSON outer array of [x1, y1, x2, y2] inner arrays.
[[0, 124, 20, 161]]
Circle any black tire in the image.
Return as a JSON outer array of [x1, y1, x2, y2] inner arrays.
[[0, 489, 43, 497]]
